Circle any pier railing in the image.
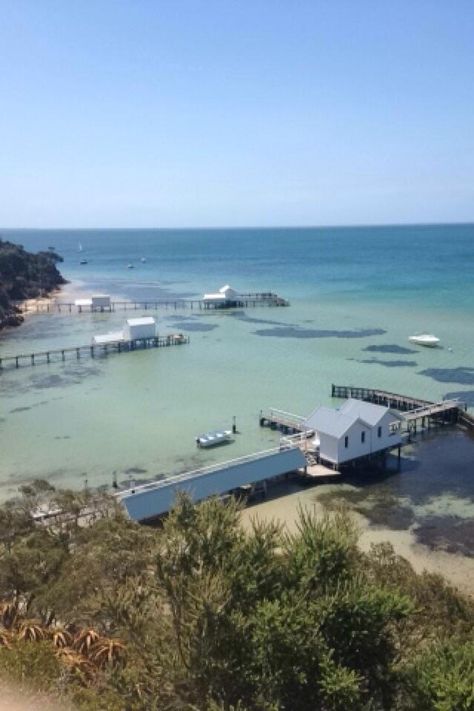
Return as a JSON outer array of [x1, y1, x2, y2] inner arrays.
[[259, 408, 308, 432], [116, 444, 298, 499], [13, 292, 289, 314], [0, 333, 189, 371]]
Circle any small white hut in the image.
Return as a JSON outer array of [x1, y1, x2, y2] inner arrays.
[[202, 284, 241, 306], [123, 316, 157, 341], [91, 294, 111, 310], [304, 399, 403, 466]]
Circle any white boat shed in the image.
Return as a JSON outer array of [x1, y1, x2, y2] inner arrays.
[[74, 294, 111, 311], [305, 399, 403, 466], [202, 284, 241, 306], [123, 317, 157, 341], [92, 316, 157, 345]]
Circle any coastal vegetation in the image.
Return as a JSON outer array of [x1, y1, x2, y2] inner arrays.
[[0, 238, 66, 329], [0, 483, 473, 710]]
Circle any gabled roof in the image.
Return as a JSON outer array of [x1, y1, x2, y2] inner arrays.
[[126, 317, 156, 327], [338, 398, 389, 426], [305, 406, 356, 438], [305, 398, 402, 439]]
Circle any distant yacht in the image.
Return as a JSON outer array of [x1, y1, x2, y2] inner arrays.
[[78, 242, 83, 252], [79, 259, 88, 265], [409, 334, 440, 348], [140, 257, 147, 263], [127, 263, 135, 269]]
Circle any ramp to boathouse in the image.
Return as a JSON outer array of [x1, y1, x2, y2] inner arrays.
[[117, 446, 306, 522]]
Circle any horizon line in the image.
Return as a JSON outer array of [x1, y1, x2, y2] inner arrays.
[[1, 220, 474, 232]]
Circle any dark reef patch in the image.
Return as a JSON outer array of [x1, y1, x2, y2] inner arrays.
[[317, 488, 415, 530], [124, 467, 148, 475], [355, 358, 417, 368], [419, 367, 474, 386], [170, 321, 218, 332], [363, 344, 418, 355], [9, 406, 32, 413], [54, 435, 71, 440], [415, 516, 474, 557], [253, 326, 386, 339], [227, 310, 291, 327]]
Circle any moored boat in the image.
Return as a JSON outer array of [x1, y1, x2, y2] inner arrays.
[[408, 334, 440, 347], [196, 429, 233, 448]]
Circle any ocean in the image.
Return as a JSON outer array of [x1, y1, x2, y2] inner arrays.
[[0, 224, 473, 560]]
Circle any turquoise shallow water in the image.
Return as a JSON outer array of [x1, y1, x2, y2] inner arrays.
[[0, 225, 473, 507]]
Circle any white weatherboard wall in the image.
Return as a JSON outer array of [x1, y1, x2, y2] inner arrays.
[[119, 447, 306, 522], [334, 420, 371, 464], [306, 399, 403, 466], [91, 294, 111, 309], [123, 317, 156, 341]]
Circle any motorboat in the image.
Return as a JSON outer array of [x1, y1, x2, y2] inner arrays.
[[408, 334, 440, 347], [196, 429, 233, 448], [127, 263, 135, 269], [140, 257, 147, 263], [79, 259, 88, 265]]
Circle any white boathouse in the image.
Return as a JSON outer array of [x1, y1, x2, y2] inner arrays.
[[92, 316, 157, 345], [123, 316, 157, 341], [74, 294, 111, 311], [202, 284, 241, 307], [304, 399, 403, 467]]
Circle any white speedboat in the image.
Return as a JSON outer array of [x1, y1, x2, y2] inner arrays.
[[408, 334, 440, 347], [127, 263, 135, 269], [196, 429, 233, 448]]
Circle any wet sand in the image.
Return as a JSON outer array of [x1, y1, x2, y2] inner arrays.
[[240, 483, 474, 598]]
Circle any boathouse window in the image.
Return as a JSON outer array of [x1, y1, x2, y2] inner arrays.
[[377, 426, 382, 438], [344, 436, 349, 448], [361, 431, 365, 444]]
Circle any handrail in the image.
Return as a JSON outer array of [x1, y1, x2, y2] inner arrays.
[[265, 408, 306, 423], [404, 399, 461, 417], [116, 444, 297, 499]]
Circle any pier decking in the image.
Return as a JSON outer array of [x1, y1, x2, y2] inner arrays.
[[331, 384, 469, 430], [14, 292, 289, 315], [259, 408, 308, 433], [0, 333, 189, 371], [117, 445, 306, 522]]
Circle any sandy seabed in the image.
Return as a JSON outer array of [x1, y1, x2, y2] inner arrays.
[[240, 486, 474, 599]]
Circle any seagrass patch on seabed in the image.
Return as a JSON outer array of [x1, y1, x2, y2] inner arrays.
[[253, 326, 386, 339]]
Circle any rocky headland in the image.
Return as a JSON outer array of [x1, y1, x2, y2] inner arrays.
[[0, 238, 66, 329]]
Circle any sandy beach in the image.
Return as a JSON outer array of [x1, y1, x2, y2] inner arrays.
[[240, 484, 474, 598]]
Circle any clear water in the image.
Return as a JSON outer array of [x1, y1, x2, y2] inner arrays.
[[0, 225, 473, 505]]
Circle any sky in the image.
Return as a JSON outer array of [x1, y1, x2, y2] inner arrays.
[[0, 0, 473, 228]]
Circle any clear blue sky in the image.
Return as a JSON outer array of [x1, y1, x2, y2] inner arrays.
[[1, 0, 473, 227]]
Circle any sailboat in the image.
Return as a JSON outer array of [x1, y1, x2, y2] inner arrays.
[[78, 242, 88, 264]]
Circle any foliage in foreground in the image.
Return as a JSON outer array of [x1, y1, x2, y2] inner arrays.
[[0, 482, 473, 710]]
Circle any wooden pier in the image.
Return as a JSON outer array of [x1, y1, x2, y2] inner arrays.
[[259, 408, 308, 433], [14, 292, 289, 315], [331, 384, 470, 431], [0, 333, 189, 371]]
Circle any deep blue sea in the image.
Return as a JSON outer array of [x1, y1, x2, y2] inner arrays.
[[0, 224, 473, 587]]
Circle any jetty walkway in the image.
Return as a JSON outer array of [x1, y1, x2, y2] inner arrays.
[[0, 333, 189, 371], [14, 292, 289, 315], [117, 445, 306, 523], [331, 384, 472, 431]]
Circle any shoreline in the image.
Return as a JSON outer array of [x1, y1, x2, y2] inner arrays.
[[240, 484, 474, 598]]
